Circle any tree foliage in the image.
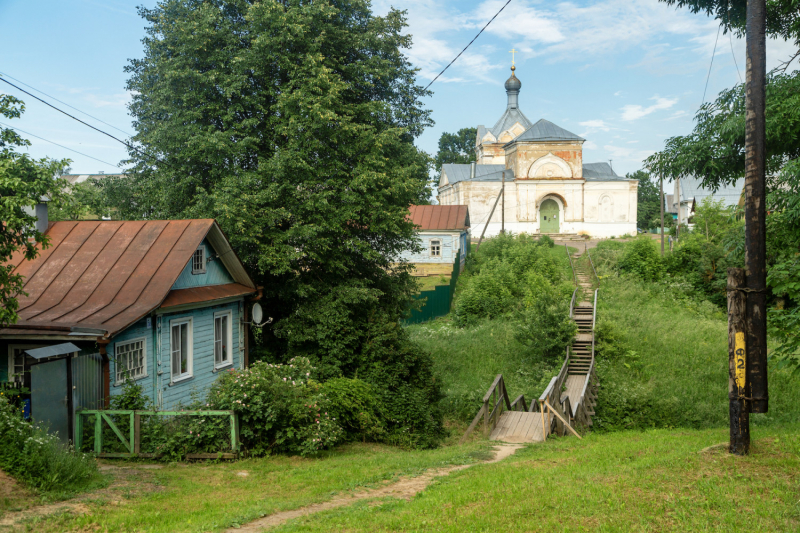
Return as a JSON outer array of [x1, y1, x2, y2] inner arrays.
[[0, 95, 68, 327], [433, 127, 477, 169], [629, 170, 661, 229], [115, 0, 442, 445]]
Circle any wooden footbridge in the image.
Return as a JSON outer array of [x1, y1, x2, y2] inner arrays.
[[461, 244, 599, 444]]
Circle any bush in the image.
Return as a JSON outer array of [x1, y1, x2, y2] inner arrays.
[[320, 378, 385, 442], [514, 276, 577, 362], [0, 395, 100, 495], [207, 357, 342, 456], [618, 236, 664, 281]]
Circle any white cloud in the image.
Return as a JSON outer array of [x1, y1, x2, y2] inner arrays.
[[583, 140, 598, 150], [579, 119, 609, 131], [620, 96, 678, 121]]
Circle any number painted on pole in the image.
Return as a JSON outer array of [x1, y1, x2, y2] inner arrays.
[[735, 331, 746, 391]]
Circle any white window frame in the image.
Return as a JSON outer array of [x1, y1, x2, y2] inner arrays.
[[170, 318, 193, 382], [191, 246, 206, 274], [114, 337, 147, 385], [7, 344, 44, 384], [214, 310, 234, 369], [430, 239, 441, 257]]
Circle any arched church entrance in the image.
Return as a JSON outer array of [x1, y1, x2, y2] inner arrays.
[[540, 199, 559, 233]]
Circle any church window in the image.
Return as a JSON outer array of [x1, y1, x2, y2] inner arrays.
[[430, 240, 441, 257]]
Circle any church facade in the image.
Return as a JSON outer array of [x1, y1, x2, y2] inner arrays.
[[437, 66, 638, 238]]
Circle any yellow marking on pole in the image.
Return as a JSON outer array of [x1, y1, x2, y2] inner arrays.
[[735, 331, 746, 391]]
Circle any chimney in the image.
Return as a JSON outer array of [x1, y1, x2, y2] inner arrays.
[[470, 162, 476, 180], [34, 198, 49, 234]]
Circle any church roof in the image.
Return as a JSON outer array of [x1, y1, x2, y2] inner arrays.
[[512, 119, 584, 143], [442, 164, 508, 184], [489, 107, 533, 138], [583, 162, 625, 181]]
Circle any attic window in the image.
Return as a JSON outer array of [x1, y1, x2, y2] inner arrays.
[[192, 247, 206, 274]]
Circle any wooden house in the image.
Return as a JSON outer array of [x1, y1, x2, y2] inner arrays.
[[404, 205, 470, 276], [1, 210, 259, 442]]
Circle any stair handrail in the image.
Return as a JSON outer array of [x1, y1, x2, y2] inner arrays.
[[576, 288, 599, 424], [459, 373, 514, 444], [586, 243, 599, 285], [565, 243, 577, 286], [569, 287, 578, 319]]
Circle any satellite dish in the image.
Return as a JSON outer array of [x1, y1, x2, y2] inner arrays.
[[252, 303, 264, 325]]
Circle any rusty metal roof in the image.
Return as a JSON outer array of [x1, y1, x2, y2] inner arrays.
[[5, 220, 256, 338], [408, 205, 470, 231], [160, 283, 256, 310]]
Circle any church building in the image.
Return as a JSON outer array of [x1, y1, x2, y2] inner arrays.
[[437, 65, 638, 238]]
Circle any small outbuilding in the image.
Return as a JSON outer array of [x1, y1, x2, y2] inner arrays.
[[404, 205, 470, 277], [1, 211, 260, 442]]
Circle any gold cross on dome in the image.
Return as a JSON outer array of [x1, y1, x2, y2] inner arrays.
[[509, 48, 517, 66]]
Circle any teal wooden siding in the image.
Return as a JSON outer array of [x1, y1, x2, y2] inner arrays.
[[172, 238, 234, 290], [401, 231, 465, 265], [108, 318, 156, 404], [109, 301, 243, 409]]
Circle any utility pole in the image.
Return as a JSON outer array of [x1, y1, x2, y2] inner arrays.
[[728, 268, 750, 454], [660, 174, 665, 256], [675, 177, 681, 241], [744, 0, 768, 414], [501, 170, 505, 234]]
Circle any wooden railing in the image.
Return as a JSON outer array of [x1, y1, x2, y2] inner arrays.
[[565, 243, 577, 286], [586, 244, 599, 285], [460, 374, 528, 444], [572, 289, 599, 428]]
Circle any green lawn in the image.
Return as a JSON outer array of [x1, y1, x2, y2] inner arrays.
[[274, 427, 800, 532], [415, 275, 450, 292], [16, 442, 494, 532]]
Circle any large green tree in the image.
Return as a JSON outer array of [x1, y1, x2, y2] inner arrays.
[[433, 127, 477, 169], [0, 95, 69, 326], [118, 0, 442, 444], [628, 170, 660, 229]]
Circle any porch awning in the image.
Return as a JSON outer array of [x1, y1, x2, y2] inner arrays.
[[24, 342, 81, 360]]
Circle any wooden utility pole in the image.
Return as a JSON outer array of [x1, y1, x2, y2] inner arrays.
[[660, 174, 665, 256], [476, 189, 503, 251], [745, 0, 769, 414], [728, 268, 750, 455]]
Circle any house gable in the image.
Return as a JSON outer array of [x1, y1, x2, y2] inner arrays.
[[172, 238, 235, 290]]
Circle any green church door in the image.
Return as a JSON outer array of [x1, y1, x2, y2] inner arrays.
[[540, 199, 560, 234]]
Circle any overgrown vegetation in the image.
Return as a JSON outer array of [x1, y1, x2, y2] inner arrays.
[[0, 395, 102, 498]]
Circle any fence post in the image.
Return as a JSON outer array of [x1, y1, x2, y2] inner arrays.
[[231, 413, 240, 452], [134, 413, 141, 454], [74, 412, 83, 450], [94, 414, 102, 454]]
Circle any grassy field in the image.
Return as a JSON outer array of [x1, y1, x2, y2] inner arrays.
[[593, 273, 800, 431], [271, 426, 800, 532], [11, 442, 495, 532], [414, 275, 450, 292]]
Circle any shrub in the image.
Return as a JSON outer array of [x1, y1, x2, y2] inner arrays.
[[515, 279, 577, 362], [618, 236, 664, 281], [0, 395, 100, 495], [207, 357, 342, 456], [320, 378, 385, 442], [453, 259, 516, 326]]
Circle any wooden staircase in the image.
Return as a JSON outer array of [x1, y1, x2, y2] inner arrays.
[[461, 244, 600, 444]]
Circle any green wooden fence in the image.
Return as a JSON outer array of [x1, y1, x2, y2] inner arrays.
[[404, 254, 463, 325]]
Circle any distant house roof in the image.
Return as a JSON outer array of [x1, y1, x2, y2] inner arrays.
[[62, 174, 126, 186], [583, 162, 626, 181], [511, 119, 584, 143], [408, 205, 470, 231], [1, 220, 256, 339], [679, 176, 744, 208]]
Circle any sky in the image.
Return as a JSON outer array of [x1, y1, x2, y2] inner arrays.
[[0, 0, 797, 177]]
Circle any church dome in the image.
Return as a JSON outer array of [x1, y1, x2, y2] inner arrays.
[[504, 66, 521, 91]]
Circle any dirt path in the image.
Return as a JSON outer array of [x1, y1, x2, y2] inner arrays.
[[0, 463, 162, 530], [227, 444, 524, 533]]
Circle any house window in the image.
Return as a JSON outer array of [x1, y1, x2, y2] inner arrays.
[[115, 338, 146, 384], [192, 247, 206, 274], [171, 319, 193, 381], [214, 311, 232, 368], [430, 239, 441, 257]]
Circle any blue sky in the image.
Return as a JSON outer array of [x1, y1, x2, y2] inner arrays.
[[1, 0, 796, 176]]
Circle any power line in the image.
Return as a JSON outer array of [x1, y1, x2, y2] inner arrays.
[[0, 71, 135, 137], [423, 0, 513, 91], [0, 76, 164, 167], [729, 31, 743, 84], [0, 121, 122, 170], [702, 24, 722, 105]]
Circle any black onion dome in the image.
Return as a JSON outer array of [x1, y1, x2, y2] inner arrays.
[[504, 66, 521, 91]]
